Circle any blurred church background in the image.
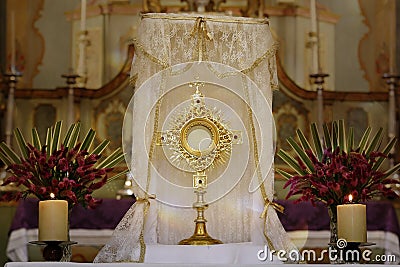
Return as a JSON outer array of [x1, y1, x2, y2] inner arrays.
[[0, 0, 399, 264]]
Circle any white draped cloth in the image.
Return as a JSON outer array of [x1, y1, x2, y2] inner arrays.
[[94, 13, 297, 263]]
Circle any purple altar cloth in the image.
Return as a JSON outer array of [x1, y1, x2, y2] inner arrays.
[[276, 200, 400, 239], [9, 198, 136, 233], [9, 198, 400, 241]]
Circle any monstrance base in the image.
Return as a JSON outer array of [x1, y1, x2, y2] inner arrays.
[[179, 234, 223, 245], [179, 220, 223, 245]]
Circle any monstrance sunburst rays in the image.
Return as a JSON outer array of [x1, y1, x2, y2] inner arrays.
[[162, 82, 233, 172]]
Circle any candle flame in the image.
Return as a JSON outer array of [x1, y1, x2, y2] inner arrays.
[[348, 194, 353, 202], [50, 193, 55, 199]]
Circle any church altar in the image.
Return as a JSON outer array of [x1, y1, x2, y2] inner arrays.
[[6, 198, 400, 263], [4, 9, 400, 265]]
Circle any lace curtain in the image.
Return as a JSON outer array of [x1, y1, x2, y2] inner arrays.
[[94, 13, 296, 263]]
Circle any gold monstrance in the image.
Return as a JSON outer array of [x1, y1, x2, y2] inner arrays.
[[157, 81, 242, 245]]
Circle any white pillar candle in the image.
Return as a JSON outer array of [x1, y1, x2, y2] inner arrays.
[[337, 200, 366, 243], [38, 200, 69, 241]]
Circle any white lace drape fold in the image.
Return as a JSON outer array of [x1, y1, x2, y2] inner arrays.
[[94, 13, 296, 263]]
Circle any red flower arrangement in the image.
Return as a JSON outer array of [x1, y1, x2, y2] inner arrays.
[[277, 120, 400, 206], [0, 121, 126, 208]]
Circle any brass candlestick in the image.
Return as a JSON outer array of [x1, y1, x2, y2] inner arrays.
[[382, 73, 400, 195], [309, 72, 329, 135], [29, 241, 77, 261], [3, 71, 22, 146]]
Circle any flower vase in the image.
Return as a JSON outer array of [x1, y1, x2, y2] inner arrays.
[[60, 208, 72, 262], [327, 205, 343, 264]]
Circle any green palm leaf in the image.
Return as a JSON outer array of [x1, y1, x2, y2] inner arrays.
[[90, 140, 110, 156], [14, 128, 28, 159], [382, 162, 400, 179], [364, 128, 383, 156], [277, 150, 307, 176], [371, 138, 396, 171], [322, 123, 332, 150], [100, 153, 125, 169], [332, 121, 339, 149], [67, 122, 81, 149], [311, 123, 323, 161], [0, 150, 12, 166], [358, 127, 371, 153], [287, 137, 315, 173], [276, 169, 293, 180], [45, 127, 52, 157], [51, 121, 62, 153], [107, 170, 129, 183], [338, 120, 346, 152], [346, 127, 354, 153], [297, 129, 313, 152], [0, 142, 20, 164], [80, 129, 96, 151], [31, 128, 42, 150], [63, 123, 76, 147], [96, 148, 124, 169]]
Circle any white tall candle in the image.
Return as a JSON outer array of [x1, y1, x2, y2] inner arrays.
[[310, 0, 317, 33], [389, 2, 395, 73], [80, 0, 87, 32], [310, 0, 319, 74], [337, 198, 366, 243], [10, 11, 16, 72], [38, 200, 69, 241]]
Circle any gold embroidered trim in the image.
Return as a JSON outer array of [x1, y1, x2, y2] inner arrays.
[[190, 17, 213, 61], [241, 75, 283, 251], [137, 198, 150, 263], [133, 19, 278, 89], [135, 73, 166, 263], [133, 39, 169, 69], [141, 13, 269, 25], [129, 74, 138, 87], [241, 43, 278, 75]]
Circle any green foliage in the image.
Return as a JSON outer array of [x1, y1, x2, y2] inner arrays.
[[277, 120, 400, 180], [0, 121, 127, 182]]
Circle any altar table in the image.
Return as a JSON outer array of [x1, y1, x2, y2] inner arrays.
[[2, 263, 397, 267], [6, 198, 400, 263], [7, 198, 136, 262]]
